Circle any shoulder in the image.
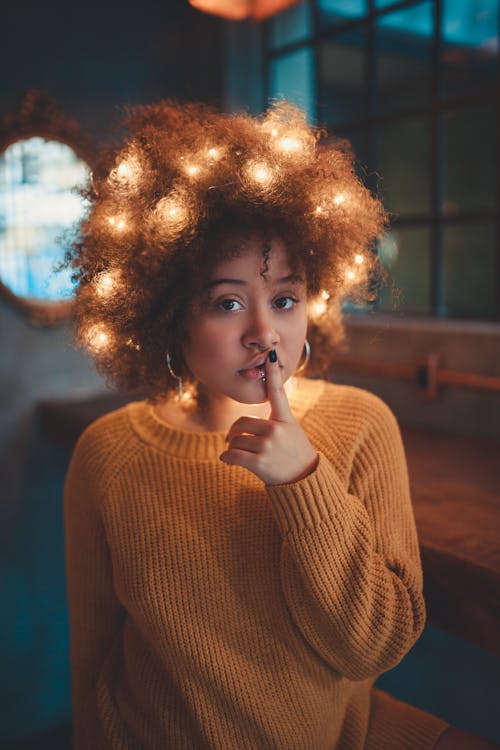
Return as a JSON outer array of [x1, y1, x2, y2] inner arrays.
[[311, 379, 398, 431], [68, 400, 143, 486]]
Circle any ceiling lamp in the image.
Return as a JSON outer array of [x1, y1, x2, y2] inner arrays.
[[188, 0, 299, 21]]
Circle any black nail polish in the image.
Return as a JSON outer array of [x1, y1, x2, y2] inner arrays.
[[269, 349, 277, 363]]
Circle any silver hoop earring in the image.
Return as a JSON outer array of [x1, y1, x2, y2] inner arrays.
[[294, 340, 310, 375], [166, 351, 184, 400]]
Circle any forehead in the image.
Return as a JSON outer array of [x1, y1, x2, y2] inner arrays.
[[207, 235, 302, 284]]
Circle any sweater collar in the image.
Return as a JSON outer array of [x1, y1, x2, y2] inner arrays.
[[126, 377, 325, 460]]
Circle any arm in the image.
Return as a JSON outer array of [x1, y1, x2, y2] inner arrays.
[[265, 396, 425, 682], [64, 429, 126, 749]]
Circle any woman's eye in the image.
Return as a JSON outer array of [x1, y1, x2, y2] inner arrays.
[[274, 296, 299, 310], [217, 298, 242, 311]]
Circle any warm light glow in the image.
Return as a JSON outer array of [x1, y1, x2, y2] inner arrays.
[[310, 299, 327, 318], [95, 269, 121, 298], [244, 160, 275, 188], [109, 153, 142, 186], [271, 128, 279, 137], [207, 147, 221, 160], [354, 253, 364, 264], [346, 269, 356, 281], [320, 289, 330, 300], [315, 205, 323, 215], [333, 194, 345, 206], [277, 136, 301, 152], [126, 337, 141, 351], [85, 323, 111, 352], [107, 215, 127, 231], [186, 164, 200, 177], [154, 194, 190, 233]]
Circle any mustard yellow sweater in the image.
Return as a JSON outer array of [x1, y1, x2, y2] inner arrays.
[[64, 377, 449, 749]]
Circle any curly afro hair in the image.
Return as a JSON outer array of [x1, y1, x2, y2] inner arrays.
[[64, 100, 388, 401]]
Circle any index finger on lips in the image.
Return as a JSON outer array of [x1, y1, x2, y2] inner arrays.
[[265, 349, 292, 422]]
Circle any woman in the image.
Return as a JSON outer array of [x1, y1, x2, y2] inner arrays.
[[63, 101, 484, 749]]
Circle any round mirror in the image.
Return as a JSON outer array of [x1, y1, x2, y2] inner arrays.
[[0, 91, 95, 325]]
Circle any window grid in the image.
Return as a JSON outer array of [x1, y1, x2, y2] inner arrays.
[[264, 0, 500, 321]]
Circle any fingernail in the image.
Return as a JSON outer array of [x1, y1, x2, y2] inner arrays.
[[269, 349, 277, 363]]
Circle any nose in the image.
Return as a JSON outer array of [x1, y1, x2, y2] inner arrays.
[[242, 305, 280, 352]]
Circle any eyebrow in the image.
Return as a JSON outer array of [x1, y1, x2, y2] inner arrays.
[[203, 273, 304, 291]]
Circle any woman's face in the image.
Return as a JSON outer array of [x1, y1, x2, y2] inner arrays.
[[182, 235, 308, 405]]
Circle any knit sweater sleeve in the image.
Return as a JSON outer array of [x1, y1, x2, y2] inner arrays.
[[265, 390, 425, 682], [63, 418, 127, 749]]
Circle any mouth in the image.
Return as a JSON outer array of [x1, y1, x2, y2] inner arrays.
[[238, 360, 267, 380]]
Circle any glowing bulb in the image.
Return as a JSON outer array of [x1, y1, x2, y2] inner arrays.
[[271, 128, 279, 137], [245, 161, 274, 187], [85, 324, 111, 352], [320, 289, 330, 300], [95, 270, 120, 298], [110, 154, 142, 186], [346, 269, 356, 281], [207, 147, 220, 160], [354, 254, 364, 265], [186, 164, 200, 177], [315, 206, 323, 215], [155, 194, 190, 233], [311, 300, 327, 318], [277, 136, 301, 152], [334, 194, 345, 206], [126, 337, 141, 351], [107, 216, 126, 231]]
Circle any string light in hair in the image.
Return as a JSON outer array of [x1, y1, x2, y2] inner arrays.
[[107, 215, 127, 232], [126, 337, 141, 351], [333, 193, 345, 206], [154, 193, 191, 234], [107, 151, 144, 192], [309, 289, 330, 320], [94, 269, 121, 298], [84, 323, 111, 352], [354, 253, 364, 265], [243, 160, 276, 189]]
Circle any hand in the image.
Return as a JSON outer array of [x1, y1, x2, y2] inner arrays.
[[219, 350, 319, 485]]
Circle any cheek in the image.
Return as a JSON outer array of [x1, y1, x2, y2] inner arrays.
[[184, 318, 238, 365]]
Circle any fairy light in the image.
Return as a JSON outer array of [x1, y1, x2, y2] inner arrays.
[[126, 337, 141, 351], [109, 153, 142, 186], [277, 136, 301, 153], [95, 269, 121, 298], [320, 289, 330, 300], [207, 147, 222, 160], [85, 324, 111, 352], [315, 206, 323, 216], [154, 194, 191, 233], [333, 194, 345, 206], [107, 215, 127, 232], [244, 160, 275, 188], [185, 164, 200, 177], [354, 253, 364, 265], [346, 269, 356, 282]]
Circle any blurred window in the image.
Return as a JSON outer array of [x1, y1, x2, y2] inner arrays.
[[264, 0, 499, 321]]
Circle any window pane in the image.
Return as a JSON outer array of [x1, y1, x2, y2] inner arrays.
[[376, 1, 433, 114], [377, 227, 432, 314], [269, 1, 313, 50], [443, 106, 497, 215], [378, 117, 431, 215], [443, 222, 497, 319], [269, 47, 316, 122], [0, 137, 89, 301], [443, 0, 498, 97], [318, 28, 365, 125], [317, 0, 366, 29]]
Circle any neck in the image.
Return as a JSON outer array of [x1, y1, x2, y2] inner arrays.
[[155, 385, 272, 434]]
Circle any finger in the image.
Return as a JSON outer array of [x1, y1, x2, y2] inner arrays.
[[226, 416, 270, 443], [219, 448, 258, 472], [227, 435, 266, 454], [265, 349, 292, 422]]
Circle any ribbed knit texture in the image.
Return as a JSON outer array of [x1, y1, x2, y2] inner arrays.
[[64, 377, 449, 749]]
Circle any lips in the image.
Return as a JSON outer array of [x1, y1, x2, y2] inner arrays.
[[238, 357, 267, 372], [238, 360, 265, 380]]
